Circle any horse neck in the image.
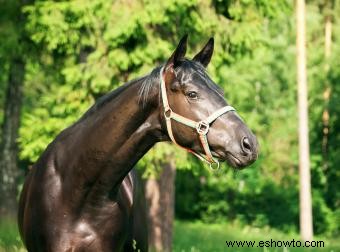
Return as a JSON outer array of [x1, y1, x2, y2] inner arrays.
[[62, 75, 162, 201]]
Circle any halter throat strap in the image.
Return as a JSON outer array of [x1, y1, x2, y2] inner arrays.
[[159, 66, 236, 169]]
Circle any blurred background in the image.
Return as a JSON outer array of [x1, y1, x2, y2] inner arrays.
[[0, 0, 339, 251]]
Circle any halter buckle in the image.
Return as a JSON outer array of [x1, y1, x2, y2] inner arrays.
[[196, 121, 209, 135]]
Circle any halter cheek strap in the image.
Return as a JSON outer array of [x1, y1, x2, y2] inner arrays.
[[160, 67, 236, 170]]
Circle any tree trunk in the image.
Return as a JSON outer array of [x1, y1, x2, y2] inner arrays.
[[145, 159, 176, 252], [296, 0, 313, 241], [322, 9, 332, 170], [0, 58, 25, 218]]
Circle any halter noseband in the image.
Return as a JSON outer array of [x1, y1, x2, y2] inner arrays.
[[160, 66, 236, 170]]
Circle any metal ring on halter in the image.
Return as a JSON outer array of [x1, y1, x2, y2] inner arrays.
[[196, 121, 209, 135], [164, 107, 172, 119], [209, 160, 220, 170]]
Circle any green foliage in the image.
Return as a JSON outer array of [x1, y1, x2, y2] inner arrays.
[[1, 0, 337, 238], [0, 1, 26, 59], [176, 168, 300, 232], [312, 191, 339, 235]]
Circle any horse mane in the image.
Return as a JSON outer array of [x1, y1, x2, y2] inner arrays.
[[80, 76, 146, 120], [138, 66, 162, 108], [81, 60, 223, 120]]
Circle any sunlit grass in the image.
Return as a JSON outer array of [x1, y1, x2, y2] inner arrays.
[[173, 221, 340, 252], [0, 219, 24, 252]]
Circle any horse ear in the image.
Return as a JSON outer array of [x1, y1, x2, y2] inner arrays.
[[165, 34, 188, 70], [193, 37, 214, 67]]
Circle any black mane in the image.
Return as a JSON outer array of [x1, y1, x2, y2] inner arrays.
[[82, 59, 224, 119]]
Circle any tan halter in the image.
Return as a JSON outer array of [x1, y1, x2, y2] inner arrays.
[[160, 67, 236, 170]]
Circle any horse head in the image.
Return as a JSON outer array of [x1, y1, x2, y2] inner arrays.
[[160, 35, 258, 169]]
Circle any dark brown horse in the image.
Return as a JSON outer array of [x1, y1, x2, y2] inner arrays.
[[18, 36, 258, 252]]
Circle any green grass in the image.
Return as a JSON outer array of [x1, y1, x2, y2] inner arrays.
[[0, 220, 339, 252], [173, 221, 340, 252], [0, 219, 24, 252]]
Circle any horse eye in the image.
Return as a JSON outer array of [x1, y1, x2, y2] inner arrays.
[[186, 91, 198, 99]]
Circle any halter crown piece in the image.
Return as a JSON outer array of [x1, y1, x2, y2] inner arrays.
[[160, 67, 236, 170]]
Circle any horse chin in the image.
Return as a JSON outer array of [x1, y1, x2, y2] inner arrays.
[[227, 153, 259, 169], [225, 154, 247, 169], [212, 151, 250, 169]]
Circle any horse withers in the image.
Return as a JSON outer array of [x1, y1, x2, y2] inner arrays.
[[18, 35, 258, 252]]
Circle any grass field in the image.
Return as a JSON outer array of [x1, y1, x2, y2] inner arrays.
[[0, 219, 24, 252], [0, 219, 339, 252], [173, 221, 339, 252]]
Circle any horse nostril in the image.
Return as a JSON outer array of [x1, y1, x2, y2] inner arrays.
[[241, 137, 252, 154]]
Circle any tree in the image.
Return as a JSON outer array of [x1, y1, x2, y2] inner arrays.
[[296, 0, 313, 241], [145, 157, 176, 252], [0, 0, 28, 219], [0, 60, 25, 218], [321, 0, 334, 170]]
